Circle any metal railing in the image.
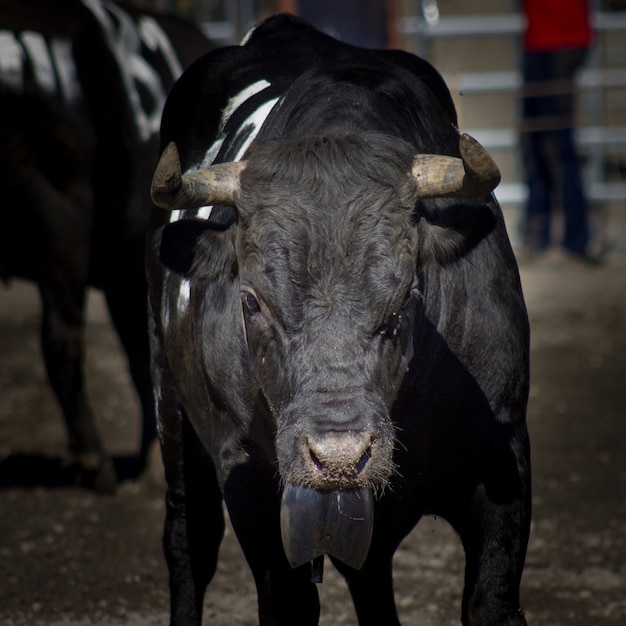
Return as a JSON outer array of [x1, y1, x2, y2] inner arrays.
[[144, 0, 626, 209], [401, 6, 626, 206]]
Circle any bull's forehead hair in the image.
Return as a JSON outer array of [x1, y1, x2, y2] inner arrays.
[[236, 132, 418, 329], [240, 131, 416, 207]]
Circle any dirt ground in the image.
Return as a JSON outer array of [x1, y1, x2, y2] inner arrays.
[[1, 241, 625, 625]]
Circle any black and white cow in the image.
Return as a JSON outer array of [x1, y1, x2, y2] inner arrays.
[[0, 0, 212, 490], [148, 14, 531, 625]]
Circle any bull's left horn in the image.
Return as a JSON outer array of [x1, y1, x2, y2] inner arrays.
[[151, 141, 245, 210], [410, 133, 500, 199]]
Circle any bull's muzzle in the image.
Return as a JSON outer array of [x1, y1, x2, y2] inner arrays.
[[277, 403, 394, 572], [278, 430, 388, 572], [306, 431, 373, 487]]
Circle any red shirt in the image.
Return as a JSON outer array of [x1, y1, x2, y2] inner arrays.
[[524, 0, 593, 52]]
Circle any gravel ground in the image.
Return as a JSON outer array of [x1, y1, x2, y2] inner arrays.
[[1, 246, 625, 625]]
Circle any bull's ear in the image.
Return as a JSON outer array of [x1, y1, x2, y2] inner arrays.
[[416, 199, 497, 266], [159, 217, 236, 279]]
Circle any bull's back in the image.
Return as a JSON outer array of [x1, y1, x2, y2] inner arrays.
[[160, 14, 457, 167], [0, 0, 211, 285]]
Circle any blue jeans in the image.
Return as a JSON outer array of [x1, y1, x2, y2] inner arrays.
[[521, 48, 590, 255]]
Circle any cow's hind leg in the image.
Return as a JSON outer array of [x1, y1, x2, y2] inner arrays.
[[446, 432, 531, 626], [159, 397, 224, 625], [103, 266, 157, 472], [39, 280, 116, 491], [35, 171, 118, 492]]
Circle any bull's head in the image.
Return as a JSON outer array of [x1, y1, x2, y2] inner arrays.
[[152, 132, 500, 570]]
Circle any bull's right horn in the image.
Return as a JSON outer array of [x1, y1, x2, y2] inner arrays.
[[151, 141, 245, 210], [410, 133, 500, 200]]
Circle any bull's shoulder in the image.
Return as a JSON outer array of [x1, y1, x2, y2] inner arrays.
[[243, 13, 344, 64], [246, 14, 456, 122], [166, 13, 337, 109], [160, 44, 283, 167], [376, 50, 457, 127]]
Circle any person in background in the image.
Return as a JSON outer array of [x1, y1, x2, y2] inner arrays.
[[520, 0, 601, 263], [276, 0, 400, 49]]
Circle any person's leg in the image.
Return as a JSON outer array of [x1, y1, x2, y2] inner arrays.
[[520, 51, 554, 251], [521, 129, 552, 250], [552, 47, 591, 255]]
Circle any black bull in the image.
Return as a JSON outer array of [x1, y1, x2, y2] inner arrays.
[[147, 14, 531, 626], [0, 0, 212, 490]]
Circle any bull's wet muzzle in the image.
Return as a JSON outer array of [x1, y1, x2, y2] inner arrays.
[[280, 483, 374, 571], [306, 431, 372, 479]]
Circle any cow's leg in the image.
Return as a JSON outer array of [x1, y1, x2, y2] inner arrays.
[[157, 379, 224, 625], [38, 278, 116, 491], [446, 433, 531, 626], [32, 171, 116, 492], [224, 474, 321, 626], [335, 558, 399, 626], [103, 261, 157, 469], [332, 494, 420, 626]]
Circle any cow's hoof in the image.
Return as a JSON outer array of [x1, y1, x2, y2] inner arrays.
[[496, 610, 527, 626], [64, 453, 118, 493], [503, 615, 527, 626], [143, 439, 166, 489]]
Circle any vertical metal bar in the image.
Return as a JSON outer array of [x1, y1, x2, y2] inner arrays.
[[585, 0, 605, 191]]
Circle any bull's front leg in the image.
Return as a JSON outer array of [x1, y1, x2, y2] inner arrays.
[[333, 490, 423, 626], [335, 558, 400, 626], [449, 428, 531, 626], [224, 470, 321, 626], [156, 379, 225, 626]]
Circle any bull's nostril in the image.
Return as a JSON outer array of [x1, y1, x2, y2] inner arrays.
[[306, 432, 373, 478], [310, 448, 324, 471], [356, 446, 372, 473]]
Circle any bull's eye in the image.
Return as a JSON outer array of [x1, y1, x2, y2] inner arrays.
[[378, 289, 413, 338], [242, 291, 261, 316], [400, 289, 412, 312]]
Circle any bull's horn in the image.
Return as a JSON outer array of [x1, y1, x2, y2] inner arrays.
[[410, 133, 500, 199], [151, 141, 245, 210]]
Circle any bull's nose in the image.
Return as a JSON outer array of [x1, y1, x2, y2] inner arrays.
[[307, 432, 372, 476]]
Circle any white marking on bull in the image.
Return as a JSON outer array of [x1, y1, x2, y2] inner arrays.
[[180, 135, 227, 222], [139, 16, 183, 81], [50, 38, 82, 104], [162, 301, 170, 331], [239, 23, 260, 46], [0, 1, 184, 138], [160, 275, 191, 330], [161, 275, 172, 331], [19, 31, 57, 94], [0, 31, 25, 90], [199, 136, 226, 169], [177, 278, 191, 313], [0, 30, 81, 103], [82, 0, 164, 140], [220, 79, 271, 132], [167, 209, 183, 224], [195, 206, 214, 220], [169, 86, 279, 224], [231, 97, 280, 161], [81, 0, 183, 141]]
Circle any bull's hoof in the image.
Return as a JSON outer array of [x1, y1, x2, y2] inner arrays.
[[63, 453, 118, 493]]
